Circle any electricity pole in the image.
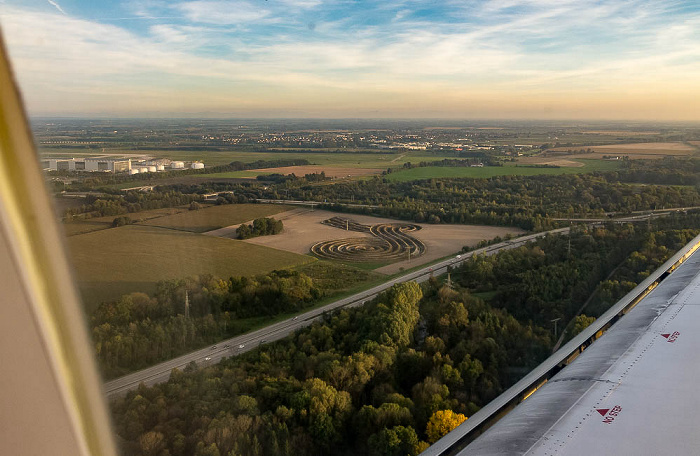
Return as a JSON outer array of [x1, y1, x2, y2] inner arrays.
[[551, 318, 561, 338]]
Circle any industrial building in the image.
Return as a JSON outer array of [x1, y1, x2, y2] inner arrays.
[[42, 158, 131, 173], [42, 157, 205, 174]]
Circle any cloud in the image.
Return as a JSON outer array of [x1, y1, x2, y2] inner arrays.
[[278, 0, 322, 8], [173, 1, 271, 25], [1, 0, 699, 119], [47, 0, 66, 14]]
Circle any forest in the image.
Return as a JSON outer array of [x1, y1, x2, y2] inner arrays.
[[92, 270, 321, 378], [457, 217, 700, 335], [110, 281, 551, 456]]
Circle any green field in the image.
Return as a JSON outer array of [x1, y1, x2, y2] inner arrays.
[[385, 159, 623, 182], [62, 206, 193, 236], [140, 203, 293, 232], [68, 224, 315, 310]]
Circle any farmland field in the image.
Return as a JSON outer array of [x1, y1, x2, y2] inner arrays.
[[384, 159, 622, 182], [547, 142, 697, 160], [62, 206, 192, 236], [139, 203, 293, 232], [67, 224, 315, 310]]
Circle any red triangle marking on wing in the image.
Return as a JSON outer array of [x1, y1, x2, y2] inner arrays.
[[597, 409, 609, 416], [661, 334, 670, 338]]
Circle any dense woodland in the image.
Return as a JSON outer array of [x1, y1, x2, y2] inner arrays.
[[457, 219, 700, 331], [92, 271, 321, 378], [110, 282, 551, 456], [108, 217, 700, 456]]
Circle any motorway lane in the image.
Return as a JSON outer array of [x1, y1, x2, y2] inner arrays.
[[103, 227, 570, 397]]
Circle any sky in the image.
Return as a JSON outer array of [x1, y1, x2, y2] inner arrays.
[[0, 0, 699, 120]]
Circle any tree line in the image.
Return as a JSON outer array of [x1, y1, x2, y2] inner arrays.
[[63, 190, 201, 220]]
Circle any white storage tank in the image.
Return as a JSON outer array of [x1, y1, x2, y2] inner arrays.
[[171, 161, 185, 169], [139, 167, 149, 173], [148, 166, 157, 173], [156, 164, 165, 171], [191, 162, 205, 169], [129, 168, 139, 175]]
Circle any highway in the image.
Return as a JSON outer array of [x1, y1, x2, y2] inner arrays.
[[103, 227, 569, 397]]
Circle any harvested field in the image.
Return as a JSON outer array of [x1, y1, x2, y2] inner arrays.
[[244, 165, 384, 179], [548, 142, 695, 160], [139, 203, 293, 233], [516, 157, 585, 167], [595, 142, 693, 151], [67, 224, 314, 310], [210, 209, 523, 274], [581, 131, 660, 136]]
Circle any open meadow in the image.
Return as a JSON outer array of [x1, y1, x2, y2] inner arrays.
[[61, 206, 192, 236], [67, 224, 315, 311], [384, 159, 621, 182], [139, 203, 293, 232]]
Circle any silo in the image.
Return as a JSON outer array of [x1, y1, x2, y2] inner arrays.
[[191, 162, 205, 169], [140, 167, 149, 173], [171, 161, 185, 169], [129, 168, 139, 175], [156, 164, 165, 171], [148, 166, 157, 173]]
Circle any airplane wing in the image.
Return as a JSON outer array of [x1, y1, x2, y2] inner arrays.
[[423, 234, 700, 455], [0, 33, 117, 456]]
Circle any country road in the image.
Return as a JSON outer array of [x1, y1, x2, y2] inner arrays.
[[103, 227, 570, 397]]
